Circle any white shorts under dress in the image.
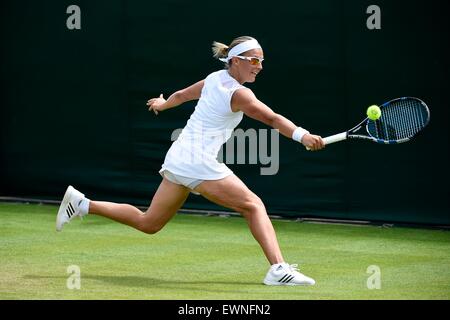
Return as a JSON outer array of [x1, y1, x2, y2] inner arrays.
[[159, 169, 202, 195]]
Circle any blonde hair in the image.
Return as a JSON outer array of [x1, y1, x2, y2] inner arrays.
[[212, 36, 257, 68]]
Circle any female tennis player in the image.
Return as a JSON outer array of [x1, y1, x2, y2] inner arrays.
[[56, 36, 325, 286]]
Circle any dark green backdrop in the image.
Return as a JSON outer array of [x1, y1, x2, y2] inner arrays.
[[1, 0, 449, 225]]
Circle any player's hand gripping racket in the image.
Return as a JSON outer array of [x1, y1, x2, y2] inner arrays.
[[307, 97, 430, 149]]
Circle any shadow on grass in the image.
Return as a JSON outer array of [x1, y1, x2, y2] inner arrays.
[[23, 274, 261, 291]]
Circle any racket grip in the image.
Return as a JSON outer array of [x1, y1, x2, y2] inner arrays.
[[306, 132, 347, 150], [323, 132, 347, 145]]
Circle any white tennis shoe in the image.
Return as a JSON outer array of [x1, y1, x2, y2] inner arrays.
[[56, 185, 86, 232], [263, 263, 315, 286]]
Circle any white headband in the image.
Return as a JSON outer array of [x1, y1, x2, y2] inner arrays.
[[219, 39, 262, 63]]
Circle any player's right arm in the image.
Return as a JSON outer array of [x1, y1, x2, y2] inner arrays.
[[146, 80, 204, 115], [232, 88, 324, 150]]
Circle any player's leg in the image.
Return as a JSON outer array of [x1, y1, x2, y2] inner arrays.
[[57, 178, 190, 233], [194, 175, 315, 286], [194, 174, 284, 265]]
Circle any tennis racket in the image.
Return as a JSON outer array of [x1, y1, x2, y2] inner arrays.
[[308, 97, 430, 149]]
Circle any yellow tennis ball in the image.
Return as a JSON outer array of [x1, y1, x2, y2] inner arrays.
[[367, 105, 381, 120]]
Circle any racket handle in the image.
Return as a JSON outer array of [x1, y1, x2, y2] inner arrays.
[[306, 132, 347, 150], [323, 132, 347, 145]]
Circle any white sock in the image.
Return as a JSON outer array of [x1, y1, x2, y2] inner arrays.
[[78, 198, 90, 216], [271, 262, 288, 271]]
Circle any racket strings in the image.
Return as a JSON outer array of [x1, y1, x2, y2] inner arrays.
[[368, 99, 428, 141]]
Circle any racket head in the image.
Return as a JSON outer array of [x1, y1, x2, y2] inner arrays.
[[363, 97, 430, 144]]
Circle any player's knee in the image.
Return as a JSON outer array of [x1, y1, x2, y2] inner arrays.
[[239, 195, 265, 215], [139, 223, 163, 235]]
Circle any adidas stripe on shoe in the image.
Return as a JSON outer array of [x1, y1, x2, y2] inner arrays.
[[56, 185, 87, 232]]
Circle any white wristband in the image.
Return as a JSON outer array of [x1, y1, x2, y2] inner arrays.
[[292, 127, 310, 143]]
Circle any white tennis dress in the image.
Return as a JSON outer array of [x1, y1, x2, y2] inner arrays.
[[160, 69, 246, 180]]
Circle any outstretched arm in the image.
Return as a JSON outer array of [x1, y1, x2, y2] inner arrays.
[[146, 80, 204, 115], [231, 88, 324, 151]]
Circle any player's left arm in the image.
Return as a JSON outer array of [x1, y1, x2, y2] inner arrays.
[[231, 88, 324, 149], [147, 80, 204, 114]]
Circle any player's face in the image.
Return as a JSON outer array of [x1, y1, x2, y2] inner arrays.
[[234, 48, 264, 83]]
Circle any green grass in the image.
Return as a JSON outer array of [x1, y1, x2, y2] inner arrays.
[[0, 203, 449, 300]]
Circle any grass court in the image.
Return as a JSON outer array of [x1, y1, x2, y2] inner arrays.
[[1, 203, 449, 300]]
